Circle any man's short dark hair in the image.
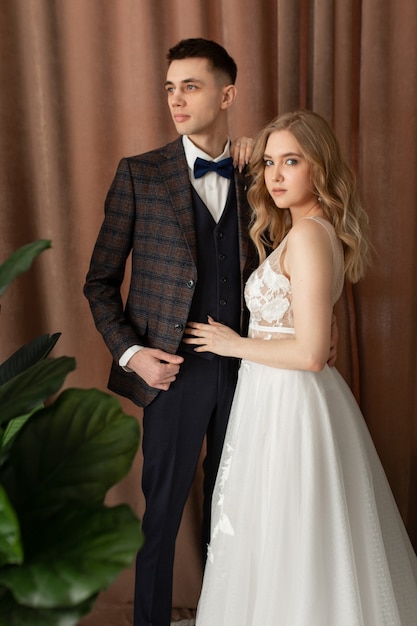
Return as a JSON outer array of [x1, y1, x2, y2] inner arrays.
[[167, 38, 237, 84]]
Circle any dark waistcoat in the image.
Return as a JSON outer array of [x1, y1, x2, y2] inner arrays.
[[181, 183, 241, 358]]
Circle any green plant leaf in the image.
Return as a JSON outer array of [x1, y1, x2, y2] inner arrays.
[[0, 588, 95, 626], [0, 239, 144, 623], [1, 407, 43, 451], [0, 357, 75, 427], [0, 240, 51, 297], [0, 485, 23, 567], [0, 333, 61, 386], [2, 388, 140, 521], [0, 505, 142, 609]]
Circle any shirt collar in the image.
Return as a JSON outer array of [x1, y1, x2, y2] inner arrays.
[[182, 135, 231, 172]]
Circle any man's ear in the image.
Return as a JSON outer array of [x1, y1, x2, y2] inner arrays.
[[221, 84, 237, 109]]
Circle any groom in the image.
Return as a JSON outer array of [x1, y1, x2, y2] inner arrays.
[[84, 38, 255, 626]]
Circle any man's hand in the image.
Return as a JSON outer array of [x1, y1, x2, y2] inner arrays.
[[327, 313, 339, 367], [127, 348, 184, 391]]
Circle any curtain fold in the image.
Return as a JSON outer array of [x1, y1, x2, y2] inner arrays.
[[1, 0, 416, 620]]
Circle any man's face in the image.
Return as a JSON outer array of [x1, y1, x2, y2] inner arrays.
[[165, 57, 230, 141]]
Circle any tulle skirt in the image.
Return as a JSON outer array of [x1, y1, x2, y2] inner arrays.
[[196, 362, 417, 626]]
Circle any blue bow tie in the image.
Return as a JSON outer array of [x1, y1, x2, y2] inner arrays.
[[193, 156, 234, 179]]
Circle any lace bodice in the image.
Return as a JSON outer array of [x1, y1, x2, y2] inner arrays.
[[245, 217, 344, 340]]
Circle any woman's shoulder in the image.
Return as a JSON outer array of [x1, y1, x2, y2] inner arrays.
[[288, 216, 344, 284], [288, 216, 334, 247], [285, 217, 337, 274]]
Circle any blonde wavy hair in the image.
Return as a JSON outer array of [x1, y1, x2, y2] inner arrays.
[[247, 110, 371, 283]]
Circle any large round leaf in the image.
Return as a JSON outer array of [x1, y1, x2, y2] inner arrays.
[[0, 504, 142, 608], [2, 388, 140, 519]]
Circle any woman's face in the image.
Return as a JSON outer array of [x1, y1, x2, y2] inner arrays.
[[263, 130, 316, 213]]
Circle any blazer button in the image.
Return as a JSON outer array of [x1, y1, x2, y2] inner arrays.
[[186, 279, 195, 288], [174, 323, 184, 332]]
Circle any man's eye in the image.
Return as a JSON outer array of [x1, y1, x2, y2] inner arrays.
[[186, 84, 196, 91]]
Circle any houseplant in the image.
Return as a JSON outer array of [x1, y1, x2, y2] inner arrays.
[[0, 241, 143, 626]]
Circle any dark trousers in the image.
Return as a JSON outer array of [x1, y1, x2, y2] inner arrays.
[[133, 352, 239, 626]]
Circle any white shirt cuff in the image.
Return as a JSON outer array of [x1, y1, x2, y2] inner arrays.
[[119, 345, 143, 372]]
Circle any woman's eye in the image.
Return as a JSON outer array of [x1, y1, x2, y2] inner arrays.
[[264, 159, 274, 167], [286, 158, 298, 165]]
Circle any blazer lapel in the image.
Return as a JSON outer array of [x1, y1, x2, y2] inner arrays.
[[158, 139, 197, 265]]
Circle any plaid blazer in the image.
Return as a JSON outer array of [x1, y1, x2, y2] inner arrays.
[[84, 137, 254, 407]]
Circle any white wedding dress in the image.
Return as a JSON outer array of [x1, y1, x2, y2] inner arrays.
[[196, 217, 417, 625]]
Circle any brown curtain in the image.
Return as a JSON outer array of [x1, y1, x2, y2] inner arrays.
[[1, 1, 416, 623]]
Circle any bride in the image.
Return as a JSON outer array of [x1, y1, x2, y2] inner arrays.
[[184, 110, 417, 625]]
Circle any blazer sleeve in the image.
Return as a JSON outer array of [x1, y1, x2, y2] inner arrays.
[[84, 158, 142, 360]]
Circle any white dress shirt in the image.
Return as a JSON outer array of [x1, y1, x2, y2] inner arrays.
[[182, 135, 231, 223]]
